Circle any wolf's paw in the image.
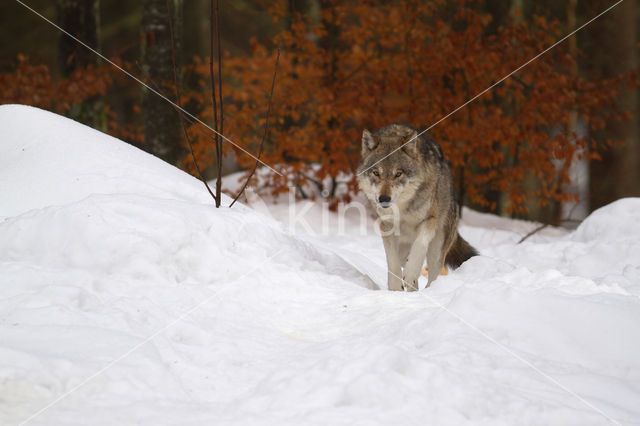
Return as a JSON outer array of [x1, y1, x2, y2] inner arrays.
[[405, 280, 419, 292], [421, 265, 448, 277], [388, 275, 405, 291]]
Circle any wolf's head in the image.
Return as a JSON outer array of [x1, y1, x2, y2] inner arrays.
[[356, 124, 426, 210]]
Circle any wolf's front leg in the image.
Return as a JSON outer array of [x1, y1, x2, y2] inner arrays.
[[403, 242, 427, 292], [404, 224, 435, 291], [382, 234, 404, 291], [425, 230, 445, 288]]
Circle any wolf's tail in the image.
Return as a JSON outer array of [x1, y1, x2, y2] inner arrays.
[[445, 233, 478, 269]]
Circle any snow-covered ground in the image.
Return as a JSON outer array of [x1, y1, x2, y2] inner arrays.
[[1, 105, 639, 426]]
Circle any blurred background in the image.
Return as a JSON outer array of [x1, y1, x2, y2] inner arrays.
[[1, 0, 638, 224]]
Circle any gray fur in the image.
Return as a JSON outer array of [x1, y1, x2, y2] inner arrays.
[[357, 123, 477, 290]]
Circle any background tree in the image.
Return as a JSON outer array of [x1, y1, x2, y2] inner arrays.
[[204, 0, 632, 216], [2, 0, 638, 220], [140, 0, 186, 167], [1, 1, 113, 122], [57, 0, 105, 130], [57, 0, 99, 75], [584, 0, 639, 210]]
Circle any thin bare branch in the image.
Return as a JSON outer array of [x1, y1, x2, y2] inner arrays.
[[166, 0, 216, 202], [214, 0, 224, 207], [518, 202, 581, 244], [230, 48, 281, 208], [517, 223, 550, 244], [209, 0, 221, 207]]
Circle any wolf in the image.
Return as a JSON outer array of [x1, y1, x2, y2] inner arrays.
[[357, 123, 477, 291]]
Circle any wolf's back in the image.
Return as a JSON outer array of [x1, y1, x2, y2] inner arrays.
[[445, 233, 478, 269]]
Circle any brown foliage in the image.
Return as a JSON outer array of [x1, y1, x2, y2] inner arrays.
[[187, 0, 633, 213], [0, 54, 142, 145], [0, 54, 112, 114]]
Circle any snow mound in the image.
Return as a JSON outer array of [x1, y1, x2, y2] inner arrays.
[[572, 197, 640, 243], [0, 105, 214, 218], [0, 104, 374, 286], [1, 105, 640, 426]]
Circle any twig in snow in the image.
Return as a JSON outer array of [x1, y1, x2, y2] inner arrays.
[[517, 222, 550, 244], [230, 48, 280, 207], [166, 0, 216, 202], [517, 202, 581, 244], [209, 0, 223, 207], [215, 0, 224, 207]]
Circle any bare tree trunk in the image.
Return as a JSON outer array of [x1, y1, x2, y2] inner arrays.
[[560, 0, 589, 223], [57, 0, 99, 75], [57, 0, 104, 130], [286, 0, 310, 29], [586, 0, 639, 210], [141, 0, 186, 167]]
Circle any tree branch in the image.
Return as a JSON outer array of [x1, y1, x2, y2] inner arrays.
[[517, 202, 581, 244], [166, 0, 216, 202], [209, 0, 221, 207], [230, 48, 280, 207], [214, 0, 224, 207]]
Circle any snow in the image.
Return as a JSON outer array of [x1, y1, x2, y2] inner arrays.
[[1, 104, 640, 426]]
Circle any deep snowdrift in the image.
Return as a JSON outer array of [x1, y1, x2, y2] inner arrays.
[[1, 105, 639, 426]]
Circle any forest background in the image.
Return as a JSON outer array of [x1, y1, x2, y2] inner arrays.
[[1, 0, 638, 223]]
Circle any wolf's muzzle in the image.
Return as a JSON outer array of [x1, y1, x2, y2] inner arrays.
[[378, 194, 392, 208]]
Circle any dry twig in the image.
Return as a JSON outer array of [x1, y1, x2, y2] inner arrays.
[[517, 202, 581, 244], [230, 48, 280, 207], [166, 0, 216, 202]]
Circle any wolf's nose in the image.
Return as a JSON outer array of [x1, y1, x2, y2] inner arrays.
[[378, 195, 391, 203]]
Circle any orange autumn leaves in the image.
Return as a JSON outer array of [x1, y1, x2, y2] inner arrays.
[[0, 54, 142, 144], [1, 54, 111, 114], [186, 0, 630, 213], [3, 1, 632, 214]]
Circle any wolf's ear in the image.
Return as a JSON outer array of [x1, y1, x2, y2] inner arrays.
[[362, 129, 378, 152], [400, 130, 419, 156]]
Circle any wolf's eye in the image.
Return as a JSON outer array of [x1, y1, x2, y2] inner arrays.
[[394, 170, 403, 178], [372, 170, 380, 177]]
